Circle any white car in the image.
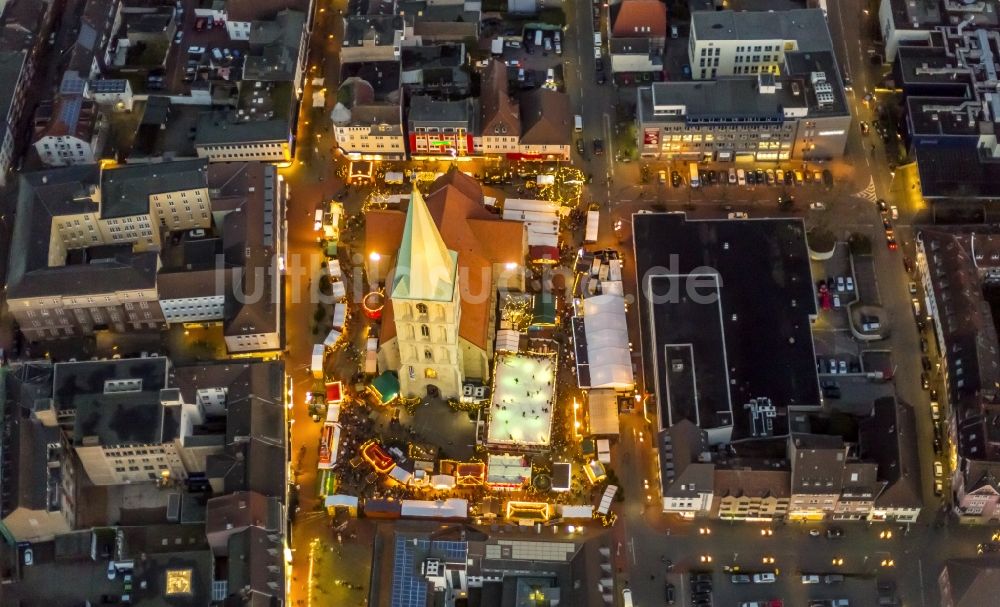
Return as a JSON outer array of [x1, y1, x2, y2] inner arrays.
[[753, 573, 776, 583], [931, 402, 940, 421], [829, 358, 839, 374], [809, 202, 826, 210], [846, 277, 854, 291], [107, 561, 117, 580], [188, 45, 205, 55], [838, 360, 847, 374], [594, 47, 602, 59], [832, 294, 841, 308], [727, 212, 748, 219], [935, 461, 944, 477], [174, 31, 183, 43], [23, 548, 32, 566], [737, 169, 746, 185], [891, 205, 899, 219], [836, 276, 845, 292], [802, 575, 821, 584]]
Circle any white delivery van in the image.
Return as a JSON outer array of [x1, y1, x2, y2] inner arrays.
[[574, 115, 583, 132], [534, 30, 543, 47], [594, 32, 602, 47]]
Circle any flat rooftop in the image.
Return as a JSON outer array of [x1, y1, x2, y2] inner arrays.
[[488, 352, 556, 447], [907, 96, 988, 138], [691, 9, 832, 51], [633, 213, 820, 441], [915, 146, 1000, 199]]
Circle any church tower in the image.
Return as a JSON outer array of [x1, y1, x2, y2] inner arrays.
[[391, 186, 464, 399]]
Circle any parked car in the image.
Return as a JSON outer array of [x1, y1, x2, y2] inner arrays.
[[22, 547, 32, 566], [731, 575, 752, 584], [934, 479, 943, 496], [593, 139, 604, 155], [671, 171, 682, 187], [931, 402, 940, 421], [665, 582, 675, 604], [658, 170, 667, 185], [753, 573, 776, 584], [935, 461, 944, 477], [576, 139, 585, 155], [802, 575, 821, 584], [826, 527, 844, 538]]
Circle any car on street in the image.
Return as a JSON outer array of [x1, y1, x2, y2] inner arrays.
[[731, 575, 752, 584], [802, 575, 821, 584], [658, 170, 667, 184], [909, 281, 918, 295], [922, 356, 932, 371], [877, 198, 888, 213], [621, 588, 632, 607], [596, 71, 606, 84], [846, 277, 854, 291], [931, 402, 940, 421], [836, 276, 845, 292], [934, 479, 943, 496], [891, 205, 899, 219], [729, 168, 737, 184], [860, 121, 870, 135], [108, 561, 117, 580], [692, 582, 712, 593], [174, 30, 183, 43], [921, 372, 930, 389], [576, 139, 585, 155], [887, 236, 898, 250], [22, 547, 32, 566], [592, 139, 603, 155], [755, 169, 765, 183], [671, 171, 682, 187], [737, 169, 746, 185], [766, 169, 775, 184], [776, 169, 784, 183], [728, 212, 749, 219], [746, 170, 756, 185], [809, 528, 821, 537], [935, 461, 944, 477], [665, 583, 675, 604], [753, 573, 776, 584], [826, 527, 844, 538], [838, 360, 847, 374]]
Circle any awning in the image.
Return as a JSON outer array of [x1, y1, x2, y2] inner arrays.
[[529, 245, 560, 263], [371, 372, 399, 403], [325, 381, 343, 403], [326, 402, 340, 423], [588, 389, 619, 435], [579, 295, 634, 390], [559, 505, 594, 519], [323, 329, 342, 348], [389, 466, 413, 485], [332, 303, 347, 328]]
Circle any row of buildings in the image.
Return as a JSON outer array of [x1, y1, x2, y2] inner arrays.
[[0, 355, 289, 605], [634, 213, 923, 523], [636, 9, 853, 162], [0, 0, 312, 181], [7, 158, 285, 353]]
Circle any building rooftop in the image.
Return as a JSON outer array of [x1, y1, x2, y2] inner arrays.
[[340, 60, 401, 100], [408, 95, 471, 126], [243, 9, 306, 82], [518, 89, 571, 146], [343, 14, 402, 48], [0, 50, 26, 130], [692, 8, 833, 51], [633, 213, 819, 441], [916, 147, 1000, 199], [611, 0, 667, 38], [195, 109, 290, 146], [100, 159, 208, 219], [907, 96, 988, 138], [940, 556, 1000, 607], [896, 45, 975, 92], [52, 356, 171, 447], [860, 398, 922, 510]]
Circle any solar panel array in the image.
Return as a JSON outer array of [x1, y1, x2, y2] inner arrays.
[[60, 75, 86, 95], [59, 97, 83, 128], [90, 79, 127, 93], [390, 537, 467, 607]]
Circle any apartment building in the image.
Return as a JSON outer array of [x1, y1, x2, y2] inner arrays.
[[608, 0, 667, 81], [0, 50, 28, 186], [688, 9, 832, 80], [713, 469, 791, 521], [331, 76, 406, 160], [788, 435, 848, 521], [916, 228, 1000, 523], [517, 89, 572, 161], [194, 110, 292, 163], [637, 52, 851, 161], [658, 421, 715, 517], [478, 60, 521, 157], [408, 95, 476, 159], [7, 160, 284, 353]]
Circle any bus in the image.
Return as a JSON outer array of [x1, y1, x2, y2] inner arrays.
[[689, 162, 701, 188]]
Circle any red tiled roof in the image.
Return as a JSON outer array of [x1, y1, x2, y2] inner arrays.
[[612, 0, 668, 38]]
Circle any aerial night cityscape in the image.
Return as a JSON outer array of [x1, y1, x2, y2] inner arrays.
[[2, 0, 1000, 605]]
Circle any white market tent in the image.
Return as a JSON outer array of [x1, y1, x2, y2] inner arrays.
[[324, 494, 359, 508], [431, 474, 457, 489], [389, 466, 413, 485], [401, 498, 468, 519], [503, 198, 560, 248], [559, 505, 595, 519], [329, 281, 346, 299], [332, 303, 347, 329], [588, 389, 619, 435], [323, 329, 342, 348], [582, 295, 634, 390], [495, 329, 521, 353]]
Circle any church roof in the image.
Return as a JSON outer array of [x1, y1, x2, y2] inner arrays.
[[365, 167, 526, 349], [391, 185, 458, 302]]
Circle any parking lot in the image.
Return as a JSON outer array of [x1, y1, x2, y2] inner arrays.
[[674, 569, 881, 607]]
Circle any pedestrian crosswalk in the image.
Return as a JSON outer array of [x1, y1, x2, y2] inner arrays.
[[855, 177, 878, 203]]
